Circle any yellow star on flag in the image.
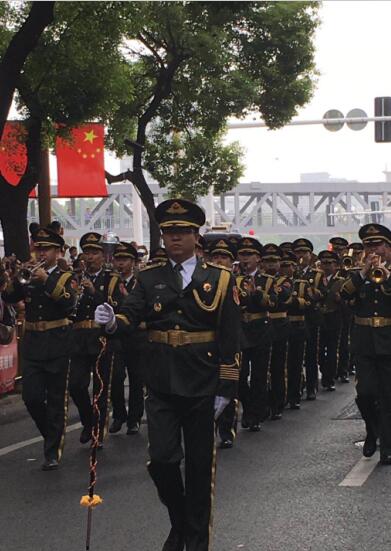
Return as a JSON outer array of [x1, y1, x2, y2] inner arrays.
[[83, 129, 97, 144]]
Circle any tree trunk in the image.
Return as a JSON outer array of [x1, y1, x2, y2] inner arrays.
[[0, 183, 30, 260], [132, 147, 161, 252], [0, 2, 55, 139]]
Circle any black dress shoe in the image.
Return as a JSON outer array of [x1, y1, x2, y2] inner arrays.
[[249, 422, 261, 432], [306, 390, 316, 401], [42, 458, 59, 471], [380, 454, 391, 465], [79, 426, 92, 444], [326, 384, 336, 392], [219, 439, 233, 449], [162, 528, 185, 551], [126, 421, 140, 435], [271, 412, 282, 420], [363, 434, 377, 457], [339, 375, 350, 383], [241, 417, 250, 429], [289, 402, 301, 410], [109, 419, 124, 434]]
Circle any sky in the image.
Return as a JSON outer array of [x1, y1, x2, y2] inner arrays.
[[226, 0, 391, 184]]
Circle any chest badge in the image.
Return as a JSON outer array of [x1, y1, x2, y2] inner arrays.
[[203, 282, 212, 293], [154, 302, 162, 312]]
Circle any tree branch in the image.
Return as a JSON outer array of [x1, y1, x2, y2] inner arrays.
[[105, 169, 134, 184], [137, 33, 165, 69]]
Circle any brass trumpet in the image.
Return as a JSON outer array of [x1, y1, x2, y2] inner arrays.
[[368, 255, 388, 284], [16, 260, 46, 285]]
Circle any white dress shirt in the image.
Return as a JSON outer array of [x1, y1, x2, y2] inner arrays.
[[170, 255, 197, 289]]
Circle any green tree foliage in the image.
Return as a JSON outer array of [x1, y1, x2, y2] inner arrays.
[[0, 1, 319, 255]]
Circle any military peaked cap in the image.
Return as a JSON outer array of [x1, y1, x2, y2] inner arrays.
[[318, 250, 339, 262], [155, 199, 205, 229], [80, 232, 103, 251], [113, 241, 138, 259], [329, 236, 349, 248], [349, 242, 364, 252], [281, 251, 297, 265], [292, 238, 313, 252], [262, 243, 283, 259], [359, 223, 391, 245], [31, 227, 64, 248], [209, 238, 236, 259], [237, 237, 263, 256]]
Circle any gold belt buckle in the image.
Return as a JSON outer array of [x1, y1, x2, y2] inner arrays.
[[167, 330, 186, 347], [372, 317, 381, 328]]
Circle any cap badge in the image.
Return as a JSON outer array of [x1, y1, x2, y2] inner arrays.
[[166, 202, 188, 215], [366, 225, 379, 235]]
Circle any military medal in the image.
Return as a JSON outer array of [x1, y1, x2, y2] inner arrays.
[[154, 302, 162, 312]]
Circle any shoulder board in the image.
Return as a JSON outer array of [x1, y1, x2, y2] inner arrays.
[[140, 262, 165, 272], [205, 261, 230, 271]]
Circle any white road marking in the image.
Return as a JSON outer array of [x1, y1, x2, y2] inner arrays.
[[0, 422, 81, 458], [339, 452, 380, 487]]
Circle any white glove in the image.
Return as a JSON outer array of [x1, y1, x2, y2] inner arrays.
[[214, 396, 230, 420], [94, 302, 117, 332]]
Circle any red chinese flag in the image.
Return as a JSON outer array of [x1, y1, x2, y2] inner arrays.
[[56, 123, 107, 197], [0, 122, 37, 197]]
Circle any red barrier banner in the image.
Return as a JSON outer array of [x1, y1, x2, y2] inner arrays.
[[0, 334, 18, 394]]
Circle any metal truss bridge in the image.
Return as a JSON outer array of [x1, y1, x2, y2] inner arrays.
[[27, 180, 391, 245]]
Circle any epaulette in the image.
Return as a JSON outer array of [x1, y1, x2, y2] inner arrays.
[[205, 261, 230, 271], [139, 262, 165, 272]]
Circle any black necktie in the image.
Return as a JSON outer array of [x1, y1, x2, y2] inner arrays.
[[173, 263, 183, 290]]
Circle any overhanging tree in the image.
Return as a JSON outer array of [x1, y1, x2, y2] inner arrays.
[[105, 1, 320, 250]]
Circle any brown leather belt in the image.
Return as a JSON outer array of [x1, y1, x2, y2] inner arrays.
[[354, 316, 391, 328], [269, 312, 287, 320], [289, 315, 305, 322], [242, 312, 268, 323], [73, 320, 100, 329], [148, 329, 216, 347], [24, 319, 71, 332]]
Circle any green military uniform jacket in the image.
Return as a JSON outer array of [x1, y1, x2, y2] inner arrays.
[[236, 272, 275, 350], [71, 270, 122, 355], [115, 259, 241, 399], [4, 268, 76, 362], [341, 269, 391, 355]]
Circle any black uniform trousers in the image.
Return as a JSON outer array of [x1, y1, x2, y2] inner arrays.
[[146, 390, 215, 551], [69, 348, 113, 439], [217, 399, 238, 442], [337, 316, 351, 378], [269, 338, 289, 415], [319, 315, 342, 387], [239, 344, 271, 424], [355, 355, 391, 458], [110, 350, 144, 426], [304, 324, 320, 394], [22, 356, 69, 461], [287, 327, 306, 405]]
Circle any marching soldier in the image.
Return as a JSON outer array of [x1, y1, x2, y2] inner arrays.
[[261, 244, 292, 420], [236, 237, 275, 431], [4, 227, 76, 470], [341, 223, 391, 465], [292, 239, 326, 400], [329, 236, 349, 260], [317, 250, 345, 391], [280, 252, 311, 409], [110, 241, 145, 435], [208, 237, 239, 449], [69, 232, 122, 447], [95, 199, 241, 551]]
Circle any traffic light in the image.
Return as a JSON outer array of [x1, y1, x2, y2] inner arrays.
[[375, 97, 391, 142]]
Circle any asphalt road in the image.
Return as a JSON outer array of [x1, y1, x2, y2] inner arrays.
[[1, 380, 391, 551]]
